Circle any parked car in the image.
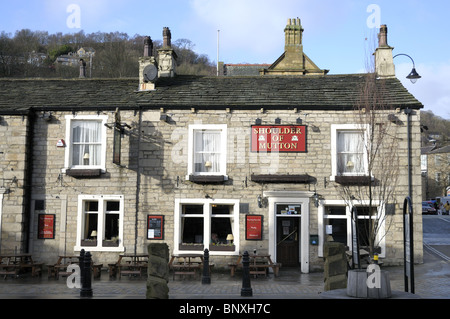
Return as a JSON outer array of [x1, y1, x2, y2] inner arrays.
[[422, 202, 437, 215]]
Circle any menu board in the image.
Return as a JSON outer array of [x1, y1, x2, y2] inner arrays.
[[246, 215, 263, 240], [147, 215, 164, 240], [38, 214, 55, 239]]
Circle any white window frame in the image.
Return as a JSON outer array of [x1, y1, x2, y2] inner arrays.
[[186, 124, 228, 179], [174, 198, 239, 256], [64, 115, 108, 173], [330, 124, 369, 181], [75, 195, 124, 252], [318, 199, 386, 258]]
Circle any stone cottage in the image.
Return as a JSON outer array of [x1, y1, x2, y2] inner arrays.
[[0, 20, 423, 272]]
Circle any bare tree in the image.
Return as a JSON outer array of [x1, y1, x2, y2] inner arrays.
[[335, 73, 401, 260]]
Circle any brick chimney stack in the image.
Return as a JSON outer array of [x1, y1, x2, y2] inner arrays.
[[375, 24, 395, 78]]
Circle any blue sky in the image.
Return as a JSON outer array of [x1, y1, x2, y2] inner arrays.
[[1, 0, 449, 119]]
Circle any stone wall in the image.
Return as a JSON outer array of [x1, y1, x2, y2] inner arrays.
[[0, 106, 423, 269], [0, 115, 30, 254]]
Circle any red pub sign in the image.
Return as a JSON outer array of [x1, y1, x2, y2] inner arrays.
[[251, 125, 307, 152]]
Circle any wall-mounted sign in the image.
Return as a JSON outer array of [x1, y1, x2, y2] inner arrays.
[[38, 214, 55, 239], [251, 125, 307, 152], [147, 215, 164, 240], [246, 215, 263, 240]]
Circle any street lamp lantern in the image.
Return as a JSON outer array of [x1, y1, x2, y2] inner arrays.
[[393, 53, 421, 84], [406, 67, 421, 84]]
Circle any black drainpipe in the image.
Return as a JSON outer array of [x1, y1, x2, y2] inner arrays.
[[23, 109, 36, 253], [134, 107, 143, 256]]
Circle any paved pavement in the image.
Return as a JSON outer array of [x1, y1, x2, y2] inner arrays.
[[0, 248, 448, 300]]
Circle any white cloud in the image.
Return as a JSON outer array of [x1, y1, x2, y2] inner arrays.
[[397, 61, 450, 119]]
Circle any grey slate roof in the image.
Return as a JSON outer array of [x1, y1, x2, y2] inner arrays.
[[0, 74, 423, 114]]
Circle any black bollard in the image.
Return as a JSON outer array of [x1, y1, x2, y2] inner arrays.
[[202, 249, 211, 284], [241, 251, 253, 297], [80, 251, 93, 298], [79, 249, 85, 284]]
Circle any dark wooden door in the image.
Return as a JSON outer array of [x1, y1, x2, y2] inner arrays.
[[276, 217, 300, 267]]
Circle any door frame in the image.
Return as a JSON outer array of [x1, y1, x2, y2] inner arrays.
[[265, 191, 314, 273]]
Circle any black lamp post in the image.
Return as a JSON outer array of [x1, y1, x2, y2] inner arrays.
[[393, 54, 421, 84]]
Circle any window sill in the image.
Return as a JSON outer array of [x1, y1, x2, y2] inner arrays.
[[75, 245, 124, 252], [334, 175, 373, 186], [66, 168, 102, 178], [187, 175, 228, 183], [251, 174, 312, 183]]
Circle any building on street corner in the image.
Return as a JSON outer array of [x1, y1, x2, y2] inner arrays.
[[0, 19, 424, 272]]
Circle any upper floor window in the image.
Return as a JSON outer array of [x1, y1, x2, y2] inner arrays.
[[331, 124, 369, 179], [187, 124, 227, 180], [65, 115, 108, 173]]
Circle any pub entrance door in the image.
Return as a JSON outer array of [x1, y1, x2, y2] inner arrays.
[[266, 191, 312, 273], [276, 216, 300, 267]]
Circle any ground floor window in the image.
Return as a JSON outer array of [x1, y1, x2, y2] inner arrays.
[[175, 199, 239, 255], [75, 195, 124, 252], [318, 200, 385, 257]]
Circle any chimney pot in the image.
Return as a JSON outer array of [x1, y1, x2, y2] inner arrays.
[[163, 27, 171, 47], [378, 24, 388, 47], [144, 36, 153, 57]]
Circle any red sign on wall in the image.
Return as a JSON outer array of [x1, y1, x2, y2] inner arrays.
[[251, 125, 307, 152], [246, 215, 263, 240], [38, 214, 55, 239]]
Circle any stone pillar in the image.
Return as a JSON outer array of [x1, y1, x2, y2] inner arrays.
[[323, 242, 348, 291], [146, 243, 170, 299]]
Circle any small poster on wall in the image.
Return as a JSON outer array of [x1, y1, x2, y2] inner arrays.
[[147, 215, 164, 240], [38, 214, 55, 239], [246, 215, 263, 240]]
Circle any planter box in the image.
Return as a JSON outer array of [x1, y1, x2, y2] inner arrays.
[[209, 245, 235, 252], [81, 240, 97, 247], [347, 269, 391, 299], [102, 240, 119, 247], [179, 244, 204, 251]]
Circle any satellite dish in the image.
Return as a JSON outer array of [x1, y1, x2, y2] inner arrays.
[[143, 64, 158, 82]]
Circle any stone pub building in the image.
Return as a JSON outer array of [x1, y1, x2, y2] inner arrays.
[[0, 20, 423, 273]]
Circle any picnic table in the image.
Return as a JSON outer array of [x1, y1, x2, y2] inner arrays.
[[47, 255, 103, 279], [108, 253, 148, 278], [0, 254, 43, 278], [229, 254, 281, 277], [168, 254, 207, 280]]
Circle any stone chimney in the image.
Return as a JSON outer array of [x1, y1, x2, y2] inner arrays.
[[143, 36, 153, 57], [284, 18, 304, 60], [163, 27, 171, 48], [139, 36, 158, 91], [260, 17, 328, 76], [375, 25, 395, 78], [158, 27, 177, 78]]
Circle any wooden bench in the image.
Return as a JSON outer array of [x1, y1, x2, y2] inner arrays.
[[0, 264, 20, 278], [0, 254, 43, 278], [229, 254, 281, 277], [169, 254, 206, 280], [48, 255, 103, 279], [108, 254, 148, 278]]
